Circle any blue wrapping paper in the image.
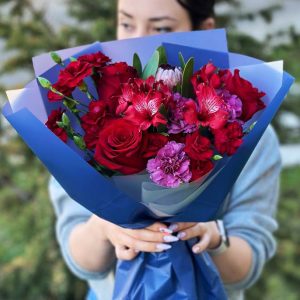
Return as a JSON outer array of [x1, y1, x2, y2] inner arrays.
[[2, 30, 294, 299]]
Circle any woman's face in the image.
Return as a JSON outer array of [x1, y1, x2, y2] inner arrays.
[[117, 0, 193, 40]]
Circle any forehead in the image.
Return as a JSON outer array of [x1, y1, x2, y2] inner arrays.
[[118, 0, 189, 20]]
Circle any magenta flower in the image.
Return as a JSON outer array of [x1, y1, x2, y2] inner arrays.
[[219, 89, 243, 122], [168, 93, 198, 134], [147, 141, 192, 188]]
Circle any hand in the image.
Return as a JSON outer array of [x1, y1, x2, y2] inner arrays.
[[89, 216, 178, 261], [168, 222, 221, 254]]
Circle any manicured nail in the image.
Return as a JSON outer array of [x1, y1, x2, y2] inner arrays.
[[168, 224, 178, 231], [163, 235, 179, 242], [159, 227, 173, 234], [193, 247, 200, 254], [156, 243, 172, 251], [177, 232, 186, 239]]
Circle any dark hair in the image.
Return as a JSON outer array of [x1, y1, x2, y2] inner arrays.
[[176, 0, 215, 29]]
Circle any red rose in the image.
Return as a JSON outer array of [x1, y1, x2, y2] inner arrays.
[[96, 62, 137, 105], [58, 60, 93, 89], [142, 133, 169, 158], [81, 101, 109, 150], [45, 108, 68, 142], [47, 82, 73, 102], [224, 69, 266, 122], [78, 51, 111, 68], [94, 119, 147, 174], [190, 159, 214, 181], [213, 121, 243, 156], [185, 131, 214, 161]]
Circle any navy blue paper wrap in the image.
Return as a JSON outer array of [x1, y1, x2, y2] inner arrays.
[[2, 29, 294, 300]]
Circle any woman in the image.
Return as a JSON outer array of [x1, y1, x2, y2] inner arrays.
[[49, 0, 281, 299]]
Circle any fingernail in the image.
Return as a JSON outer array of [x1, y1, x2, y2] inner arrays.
[[177, 232, 186, 239], [168, 224, 178, 231], [156, 243, 172, 251], [163, 235, 179, 242], [159, 228, 173, 234], [134, 249, 140, 253], [193, 247, 200, 254]]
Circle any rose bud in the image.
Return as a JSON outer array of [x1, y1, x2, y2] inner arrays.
[[155, 64, 182, 89]]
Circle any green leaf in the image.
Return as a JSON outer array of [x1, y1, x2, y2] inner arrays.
[[181, 57, 194, 98], [178, 52, 185, 70], [142, 50, 160, 79], [213, 154, 223, 161], [157, 46, 167, 65], [56, 121, 64, 129], [73, 135, 86, 150], [50, 52, 62, 65], [37, 77, 51, 89], [133, 53, 142, 77], [244, 121, 257, 134], [62, 113, 70, 127], [69, 56, 77, 62]]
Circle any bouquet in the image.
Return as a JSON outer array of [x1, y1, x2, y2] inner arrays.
[[2, 29, 294, 299]]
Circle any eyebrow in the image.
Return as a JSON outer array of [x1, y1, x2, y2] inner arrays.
[[119, 10, 177, 22]]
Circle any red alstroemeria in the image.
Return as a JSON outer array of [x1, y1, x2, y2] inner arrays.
[[118, 76, 171, 130], [58, 60, 93, 89], [213, 121, 243, 156], [81, 100, 109, 150], [191, 63, 222, 90], [184, 84, 228, 130], [45, 108, 68, 142], [224, 69, 266, 122]]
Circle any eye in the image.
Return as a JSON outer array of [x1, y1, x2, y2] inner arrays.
[[153, 27, 173, 34], [119, 22, 135, 33]]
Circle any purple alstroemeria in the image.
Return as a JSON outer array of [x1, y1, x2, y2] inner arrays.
[[168, 93, 198, 134], [147, 141, 192, 188], [219, 89, 243, 122]]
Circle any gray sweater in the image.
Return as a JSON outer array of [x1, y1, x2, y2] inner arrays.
[[49, 126, 281, 300]]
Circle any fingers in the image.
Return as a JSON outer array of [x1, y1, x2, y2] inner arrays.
[[123, 227, 178, 243], [119, 234, 172, 253], [169, 222, 197, 233], [176, 223, 207, 241], [115, 245, 139, 261], [191, 233, 211, 254], [147, 222, 172, 233]]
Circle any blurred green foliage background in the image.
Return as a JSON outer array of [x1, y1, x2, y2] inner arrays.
[[0, 0, 299, 299]]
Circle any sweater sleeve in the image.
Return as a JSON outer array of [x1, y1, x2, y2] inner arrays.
[[222, 126, 281, 291], [48, 176, 112, 281]]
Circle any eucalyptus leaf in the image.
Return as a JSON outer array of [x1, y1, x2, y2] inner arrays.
[[133, 53, 142, 77], [157, 46, 167, 65], [178, 52, 185, 70], [181, 57, 194, 98], [142, 50, 160, 79]]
